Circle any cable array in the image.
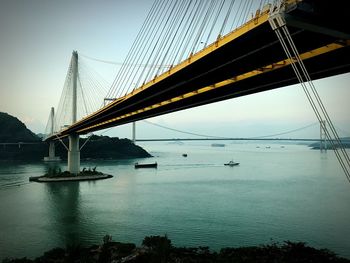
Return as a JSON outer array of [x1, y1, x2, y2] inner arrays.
[[54, 57, 74, 132], [105, 0, 273, 102], [44, 53, 111, 137], [44, 110, 55, 140], [77, 57, 110, 111]]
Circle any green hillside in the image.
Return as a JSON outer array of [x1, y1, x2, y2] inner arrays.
[[0, 112, 40, 142], [0, 112, 151, 161]]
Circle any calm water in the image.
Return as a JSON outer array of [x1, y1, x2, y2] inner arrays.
[[0, 141, 349, 260]]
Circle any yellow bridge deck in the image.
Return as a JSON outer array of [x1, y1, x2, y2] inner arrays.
[[51, 0, 350, 139]]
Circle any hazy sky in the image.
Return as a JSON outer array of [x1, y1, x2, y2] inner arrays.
[[0, 0, 349, 139]]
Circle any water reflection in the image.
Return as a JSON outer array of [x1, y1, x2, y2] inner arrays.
[[44, 181, 84, 246], [1, 143, 350, 259]]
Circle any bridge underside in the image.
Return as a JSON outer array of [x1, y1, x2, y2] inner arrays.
[[54, 0, 350, 138]]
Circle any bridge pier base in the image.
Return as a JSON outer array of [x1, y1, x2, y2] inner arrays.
[[44, 141, 61, 162], [68, 134, 80, 175]]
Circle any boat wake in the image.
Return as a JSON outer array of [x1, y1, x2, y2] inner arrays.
[[0, 180, 30, 189], [161, 163, 221, 170]]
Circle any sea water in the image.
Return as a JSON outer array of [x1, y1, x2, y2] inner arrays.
[[0, 140, 349, 260]]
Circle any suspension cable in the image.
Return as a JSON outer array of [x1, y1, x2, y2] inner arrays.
[[143, 120, 320, 140], [106, 0, 161, 99], [118, 0, 173, 98], [218, 0, 235, 38]]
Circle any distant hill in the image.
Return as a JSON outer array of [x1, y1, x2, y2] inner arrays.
[[0, 112, 40, 142], [0, 112, 151, 161], [78, 135, 152, 160], [309, 137, 350, 149], [54, 135, 152, 160]]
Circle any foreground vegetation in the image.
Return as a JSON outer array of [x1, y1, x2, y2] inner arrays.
[[3, 235, 349, 263]]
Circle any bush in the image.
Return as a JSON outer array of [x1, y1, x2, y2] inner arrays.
[[142, 235, 172, 263]]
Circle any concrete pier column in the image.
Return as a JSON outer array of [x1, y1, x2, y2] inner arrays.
[[44, 141, 61, 161], [67, 51, 80, 175], [68, 134, 80, 175], [49, 141, 55, 158], [44, 107, 61, 161], [132, 122, 136, 144]]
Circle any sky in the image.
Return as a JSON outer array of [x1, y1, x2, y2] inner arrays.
[[0, 0, 349, 140]]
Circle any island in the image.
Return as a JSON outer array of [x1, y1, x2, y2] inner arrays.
[[0, 112, 151, 161]]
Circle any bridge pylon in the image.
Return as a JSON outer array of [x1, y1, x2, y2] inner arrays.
[[44, 107, 61, 162], [68, 51, 80, 175], [320, 120, 327, 152]]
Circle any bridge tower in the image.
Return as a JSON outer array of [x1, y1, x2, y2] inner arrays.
[[68, 51, 80, 175], [44, 107, 61, 161], [132, 122, 136, 144], [320, 120, 327, 151]]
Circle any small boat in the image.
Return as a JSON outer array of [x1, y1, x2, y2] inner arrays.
[[134, 162, 157, 169], [182, 153, 187, 157], [224, 160, 239, 166], [211, 143, 225, 147], [168, 141, 184, 145]]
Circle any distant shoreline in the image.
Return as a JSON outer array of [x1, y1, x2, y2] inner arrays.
[[135, 137, 350, 142]]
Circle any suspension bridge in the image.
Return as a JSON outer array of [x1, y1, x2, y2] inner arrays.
[[43, 0, 350, 181]]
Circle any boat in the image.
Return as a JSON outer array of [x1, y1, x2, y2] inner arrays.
[[134, 162, 157, 169], [224, 160, 239, 166], [168, 141, 184, 145], [182, 153, 187, 157], [211, 143, 225, 147]]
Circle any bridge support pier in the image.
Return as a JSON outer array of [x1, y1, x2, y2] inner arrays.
[[67, 51, 80, 175], [132, 122, 136, 144], [68, 134, 80, 175], [320, 120, 327, 152], [44, 107, 61, 161], [44, 141, 61, 161]]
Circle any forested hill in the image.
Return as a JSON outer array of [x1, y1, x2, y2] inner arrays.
[[0, 112, 40, 142], [0, 112, 151, 161]]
